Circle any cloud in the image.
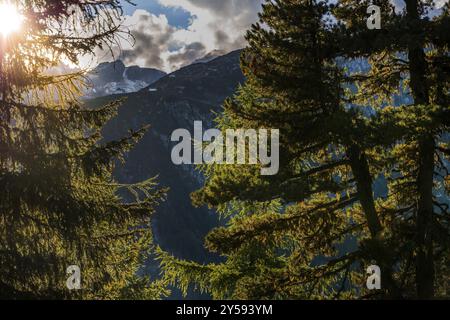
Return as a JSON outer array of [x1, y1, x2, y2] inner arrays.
[[86, 9, 203, 72], [91, 1, 263, 72], [158, 0, 263, 52], [167, 42, 206, 67], [120, 11, 177, 70]]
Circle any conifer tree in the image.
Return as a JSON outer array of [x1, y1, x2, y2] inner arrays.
[[0, 0, 168, 299], [158, 0, 449, 299]]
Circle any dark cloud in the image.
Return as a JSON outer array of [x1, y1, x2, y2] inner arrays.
[[215, 30, 230, 45], [122, 32, 165, 69], [98, 10, 180, 71], [168, 42, 206, 69]]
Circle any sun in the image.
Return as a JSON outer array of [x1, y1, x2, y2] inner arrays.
[[0, 2, 23, 38]]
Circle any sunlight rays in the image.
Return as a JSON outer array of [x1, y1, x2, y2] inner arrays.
[[0, 2, 23, 38]]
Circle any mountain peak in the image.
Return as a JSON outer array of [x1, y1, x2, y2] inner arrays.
[[85, 61, 166, 99]]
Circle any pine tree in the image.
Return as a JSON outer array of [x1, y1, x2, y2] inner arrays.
[[158, 0, 449, 299], [0, 0, 168, 299]]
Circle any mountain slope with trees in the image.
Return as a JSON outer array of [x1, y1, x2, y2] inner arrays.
[[88, 50, 246, 265]]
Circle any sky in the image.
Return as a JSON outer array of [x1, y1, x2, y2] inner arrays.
[[91, 0, 264, 72], [121, 0, 192, 28], [90, 0, 448, 73]]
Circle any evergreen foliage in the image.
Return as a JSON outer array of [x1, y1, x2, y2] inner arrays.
[[159, 0, 449, 300], [0, 0, 168, 299]]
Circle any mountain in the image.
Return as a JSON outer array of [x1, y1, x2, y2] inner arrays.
[[87, 50, 245, 268], [84, 60, 166, 99]]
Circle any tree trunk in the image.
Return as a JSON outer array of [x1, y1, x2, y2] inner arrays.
[[347, 144, 401, 298], [405, 0, 435, 299], [415, 136, 435, 299], [347, 144, 382, 238]]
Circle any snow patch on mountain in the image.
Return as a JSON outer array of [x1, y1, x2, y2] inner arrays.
[[84, 60, 166, 99]]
